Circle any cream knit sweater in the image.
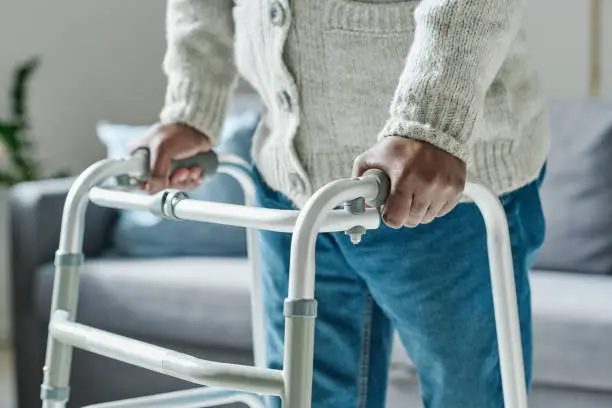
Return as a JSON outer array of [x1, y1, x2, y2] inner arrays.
[[160, 0, 550, 207]]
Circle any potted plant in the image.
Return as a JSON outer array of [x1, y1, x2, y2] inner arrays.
[[0, 57, 41, 340], [0, 57, 41, 186]]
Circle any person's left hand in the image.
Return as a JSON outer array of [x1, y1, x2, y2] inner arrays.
[[353, 136, 466, 228]]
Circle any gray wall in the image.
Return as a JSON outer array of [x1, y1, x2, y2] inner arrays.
[[0, 1, 167, 176]]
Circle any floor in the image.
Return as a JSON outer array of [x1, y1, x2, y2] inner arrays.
[[0, 346, 15, 408]]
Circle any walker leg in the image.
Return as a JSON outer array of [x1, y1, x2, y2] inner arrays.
[[281, 300, 317, 408], [40, 253, 83, 408]]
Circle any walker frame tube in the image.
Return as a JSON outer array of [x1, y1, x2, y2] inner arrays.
[[40, 152, 528, 408]]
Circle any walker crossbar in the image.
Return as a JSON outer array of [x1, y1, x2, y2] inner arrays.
[[40, 150, 528, 408], [87, 186, 381, 233], [49, 311, 284, 396], [83, 387, 266, 408]]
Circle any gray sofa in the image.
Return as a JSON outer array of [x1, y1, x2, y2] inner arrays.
[[10, 100, 612, 407]]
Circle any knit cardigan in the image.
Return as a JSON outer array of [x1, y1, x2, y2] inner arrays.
[[160, 0, 550, 207]]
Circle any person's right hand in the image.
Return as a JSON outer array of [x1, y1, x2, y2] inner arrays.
[[135, 123, 212, 194]]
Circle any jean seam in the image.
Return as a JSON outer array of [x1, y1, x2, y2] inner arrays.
[[357, 294, 374, 408]]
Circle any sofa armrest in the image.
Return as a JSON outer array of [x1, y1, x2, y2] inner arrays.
[[10, 177, 119, 313]]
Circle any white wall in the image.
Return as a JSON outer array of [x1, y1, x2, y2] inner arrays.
[[0, 1, 611, 175], [525, 0, 612, 98], [0, 1, 167, 176]]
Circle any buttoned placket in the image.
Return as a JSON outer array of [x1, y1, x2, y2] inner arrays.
[[267, 0, 311, 199]]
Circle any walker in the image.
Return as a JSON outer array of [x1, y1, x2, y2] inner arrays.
[[39, 149, 529, 408]]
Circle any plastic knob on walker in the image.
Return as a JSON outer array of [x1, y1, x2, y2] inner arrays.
[[362, 168, 390, 207]]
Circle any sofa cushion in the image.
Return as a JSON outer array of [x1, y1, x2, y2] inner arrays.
[[535, 100, 612, 274], [530, 270, 612, 390], [35, 257, 254, 351]]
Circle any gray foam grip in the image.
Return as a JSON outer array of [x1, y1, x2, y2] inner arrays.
[[170, 150, 219, 176], [116, 148, 219, 187], [170, 151, 219, 177]]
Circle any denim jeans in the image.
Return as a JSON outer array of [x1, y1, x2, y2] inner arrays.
[[254, 169, 546, 408]]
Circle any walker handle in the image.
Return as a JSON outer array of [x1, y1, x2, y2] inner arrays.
[[361, 168, 390, 207], [169, 150, 219, 177], [117, 148, 219, 186]]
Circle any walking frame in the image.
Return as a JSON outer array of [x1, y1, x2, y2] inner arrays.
[[39, 149, 529, 408]]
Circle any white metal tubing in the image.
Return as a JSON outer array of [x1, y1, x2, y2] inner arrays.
[[220, 165, 268, 370], [83, 387, 265, 408], [50, 311, 285, 397], [59, 156, 143, 253], [287, 175, 380, 299], [88, 187, 380, 233], [173, 199, 379, 233], [464, 182, 528, 408], [42, 156, 144, 408], [282, 317, 315, 408], [217, 153, 251, 169]]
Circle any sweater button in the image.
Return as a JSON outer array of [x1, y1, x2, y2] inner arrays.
[[270, 2, 286, 26], [289, 173, 305, 195], [277, 90, 292, 112]]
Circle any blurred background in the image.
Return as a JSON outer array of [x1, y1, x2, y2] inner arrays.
[[1, 1, 611, 407]]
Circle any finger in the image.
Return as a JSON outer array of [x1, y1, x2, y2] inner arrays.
[[381, 184, 413, 229], [405, 196, 430, 227], [351, 153, 369, 178], [189, 166, 203, 181], [169, 168, 190, 187], [421, 199, 446, 224], [439, 195, 461, 217], [148, 146, 175, 194]]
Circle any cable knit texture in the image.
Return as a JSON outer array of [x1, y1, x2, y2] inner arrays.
[[160, 0, 237, 143], [161, 0, 550, 207]]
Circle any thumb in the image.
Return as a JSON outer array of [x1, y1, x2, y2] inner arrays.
[[147, 140, 174, 194], [352, 153, 371, 178]]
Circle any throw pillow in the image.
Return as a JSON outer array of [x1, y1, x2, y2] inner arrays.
[[534, 100, 612, 274]]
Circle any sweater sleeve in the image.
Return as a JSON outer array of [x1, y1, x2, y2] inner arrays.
[[159, 0, 237, 144], [379, 0, 526, 162]]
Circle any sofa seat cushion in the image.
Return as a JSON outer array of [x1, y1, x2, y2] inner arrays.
[[35, 257, 254, 351], [530, 270, 612, 390]]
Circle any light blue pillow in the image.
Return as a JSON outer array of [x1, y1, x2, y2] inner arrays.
[[96, 111, 259, 258]]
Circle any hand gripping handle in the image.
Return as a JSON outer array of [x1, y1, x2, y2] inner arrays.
[[117, 148, 220, 186]]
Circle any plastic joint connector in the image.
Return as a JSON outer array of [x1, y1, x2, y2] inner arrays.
[[284, 299, 318, 318], [344, 197, 367, 244], [54, 252, 84, 267], [40, 385, 70, 402], [150, 189, 189, 220]]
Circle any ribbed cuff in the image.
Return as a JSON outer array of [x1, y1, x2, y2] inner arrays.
[[378, 118, 470, 163], [160, 76, 233, 144]]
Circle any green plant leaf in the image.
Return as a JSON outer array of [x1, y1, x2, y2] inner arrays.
[[0, 122, 22, 151], [11, 56, 40, 126], [0, 170, 18, 187]]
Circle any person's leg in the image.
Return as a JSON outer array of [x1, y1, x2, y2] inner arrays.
[[254, 172, 394, 408], [340, 179, 545, 407]]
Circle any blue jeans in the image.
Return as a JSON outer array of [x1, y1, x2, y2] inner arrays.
[[255, 170, 546, 408]]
